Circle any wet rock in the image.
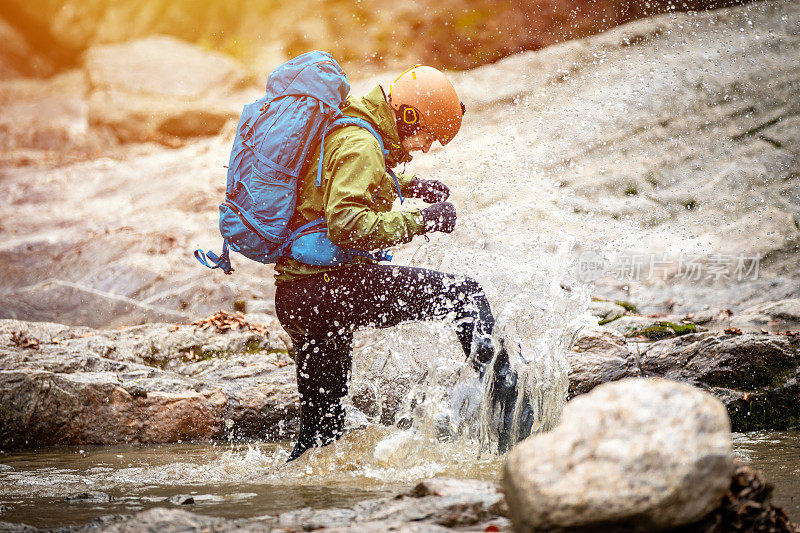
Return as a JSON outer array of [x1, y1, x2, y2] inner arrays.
[[96, 508, 235, 533], [684, 464, 800, 532], [567, 324, 800, 431], [0, 279, 192, 328], [640, 332, 800, 391], [84, 36, 249, 144], [0, 520, 37, 532], [0, 318, 298, 448], [504, 378, 733, 532], [0, 369, 227, 448], [734, 298, 800, 331], [276, 478, 508, 532], [166, 495, 195, 505], [65, 491, 111, 503], [567, 325, 639, 398]]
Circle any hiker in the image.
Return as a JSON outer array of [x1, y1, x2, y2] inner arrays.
[[272, 65, 517, 461]]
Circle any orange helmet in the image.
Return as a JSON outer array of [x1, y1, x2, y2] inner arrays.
[[389, 65, 465, 146]]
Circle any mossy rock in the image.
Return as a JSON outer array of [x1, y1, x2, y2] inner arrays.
[[625, 321, 697, 340]]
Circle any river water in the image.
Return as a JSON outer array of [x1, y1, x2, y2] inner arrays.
[[0, 430, 797, 528]]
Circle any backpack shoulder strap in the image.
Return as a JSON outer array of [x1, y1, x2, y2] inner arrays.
[[317, 116, 405, 204]]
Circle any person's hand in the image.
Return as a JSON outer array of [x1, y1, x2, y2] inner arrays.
[[421, 202, 457, 233], [408, 177, 450, 203]]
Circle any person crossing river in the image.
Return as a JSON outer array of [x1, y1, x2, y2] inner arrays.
[[273, 65, 523, 461]]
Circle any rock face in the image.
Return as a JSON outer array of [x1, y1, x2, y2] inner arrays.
[[640, 332, 800, 431], [0, 317, 298, 448], [734, 298, 800, 331], [2, 1, 798, 331], [567, 320, 800, 431], [503, 378, 734, 532], [567, 325, 639, 398], [84, 36, 250, 145]]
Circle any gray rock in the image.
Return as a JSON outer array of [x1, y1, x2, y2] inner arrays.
[[96, 508, 237, 533], [587, 300, 628, 324], [504, 378, 733, 532], [640, 332, 799, 390], [65, 491, 111, 503], [0, 318, 298, 448], [566, 327, 800, 431], [567, 325, 639, 398], [276, 478, 507, 532], [640, 331, 800, 431], [734, 298, 800, 331], [0, 279, 192, 328]]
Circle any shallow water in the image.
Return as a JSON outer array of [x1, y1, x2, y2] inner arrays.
[[732, 430, 800, 522], [0, 427, 503, 529], [1, 430, 797, 528]]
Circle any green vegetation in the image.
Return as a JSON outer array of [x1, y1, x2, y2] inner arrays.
[[624, 321, 697, 340]]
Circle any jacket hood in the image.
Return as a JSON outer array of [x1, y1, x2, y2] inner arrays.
[[340, 85, 412, 167]]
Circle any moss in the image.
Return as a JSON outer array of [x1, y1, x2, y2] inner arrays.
[[625, 321, 696, 340], [244, 339, 264, 354], [614, 300, 638, 313], [598, 315, 622, 326]]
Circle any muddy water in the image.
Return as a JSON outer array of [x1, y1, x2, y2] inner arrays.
[[1, 430, 796, 528], [732, 431, 800, 522], [0, 426, 503, 529]]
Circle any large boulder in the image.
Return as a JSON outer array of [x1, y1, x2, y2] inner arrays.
[[0, 69, 115, 167], [640, 332, 799, 390], [0, 317, 298, 448], [84, 36, 251, 144], [504, 378, 733, 532], [567, 325, 800, 431]]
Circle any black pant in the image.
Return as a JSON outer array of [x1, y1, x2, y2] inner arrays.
[[275, 263, 495, 459]]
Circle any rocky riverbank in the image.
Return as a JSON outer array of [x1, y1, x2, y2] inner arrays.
[[1, 380, 797, 532], [2, 302, 798, 449], [571, 297, 800, 431]]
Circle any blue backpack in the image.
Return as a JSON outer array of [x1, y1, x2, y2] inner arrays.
[[194, 51, 403, 274]]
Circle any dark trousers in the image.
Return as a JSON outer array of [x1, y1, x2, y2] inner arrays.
[[275, 263, 495, 459]]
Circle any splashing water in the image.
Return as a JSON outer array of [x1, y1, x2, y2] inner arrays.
[[340, 96, 593, 470]]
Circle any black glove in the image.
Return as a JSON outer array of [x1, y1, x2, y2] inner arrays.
[[421, 202, 457, 233], [407, 177, 450, 203]]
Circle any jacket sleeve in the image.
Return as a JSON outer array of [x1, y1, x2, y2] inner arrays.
[[323, 134, 425, 251], [396, 171, 416, 195]]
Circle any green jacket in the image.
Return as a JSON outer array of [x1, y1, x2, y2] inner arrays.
[[274, 85, 426, 284]]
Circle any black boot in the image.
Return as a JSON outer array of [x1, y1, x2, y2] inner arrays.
[[287, 400, 346, 462], [477, 338, 535, 453]]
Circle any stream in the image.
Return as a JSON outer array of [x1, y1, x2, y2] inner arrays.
[[0, 430, 796, 528]]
